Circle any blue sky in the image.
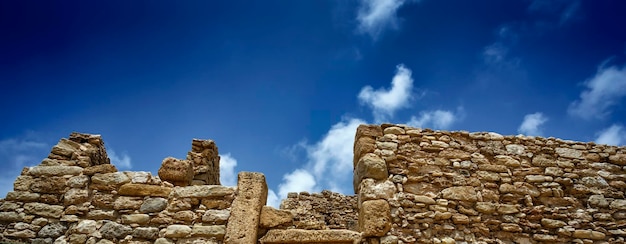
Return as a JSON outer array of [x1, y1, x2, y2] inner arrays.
[[1, 0, 625, 206]]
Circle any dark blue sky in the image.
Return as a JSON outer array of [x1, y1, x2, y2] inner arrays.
[[1, 0, 625, 205]]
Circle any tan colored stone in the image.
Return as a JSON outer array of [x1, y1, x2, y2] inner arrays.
[[83, 164, 117, 175], [118, 183, 172, 197], [441, 186, 478, 202], [191, 225, 226, 238], [5, 191, 40, 202], [158, 157, 194, 186], [13, 175, 33, 191], [541, 218, 566, 228], [259, 229, 362, 244], [113, 196, 143, 210], [170, 185, 234, 199], [354, 153, 388, 189], [555, 147, 583, 159], [28, 165, 83, 176], [497, 204, 519, 214], [202, 209, 230, 224], [63, 188, 89, 205], [122, 214, 150, 225], [23, 202, 64, 218], [359, 199, 391, 237], [413, 195, 436, 205], [358, 179, 396, 202], [572, 230, 606, 240], [501, 223, 522, 232], [260, 206, 293, 228], [224, 172, 268, 244], [609, 154, 626, 165], [91, 172, 130, 191]]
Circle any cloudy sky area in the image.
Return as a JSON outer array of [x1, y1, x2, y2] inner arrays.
[[1, 0, 625, 206]]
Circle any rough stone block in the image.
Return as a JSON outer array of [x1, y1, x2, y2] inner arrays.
[[28, 165, 83, 177], [91, 172, 130, 191], [224, 172, 268, 244], [191, 225, 226, 238], [158, 157, 194, 186], [83, 164, 117, 175], [354, 153, 388, 193], [359, 199, 391, 237], [23, 203, 64, 218], [441, 186, 478, 202], [259, 229, 362, 244], [118, 183, 172, 197], [260, 206, 293, 228], [170, 185, 234, 198]]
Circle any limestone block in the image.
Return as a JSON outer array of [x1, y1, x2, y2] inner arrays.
[[441, 186, 478, 202], [191, 225, 226, 238], [38, 222, 67, 238], [610, 199, 626, 210], [164, 225, 192, 238], [475, 202, 496, 214], [555, 147, 583, 159], [83, 164, 117, 176], [13, 175, 33, 191], [154, 238, 174, 244], [202, 209, 231, 224], [169, 185, 234, 198], [0, 202, 21, 211], [63, 188, 89, 205], [140, 197, 168, 213], [359, 199, 391, 237], [497, 204, 519, 214], [113, 196, 143, 210], [354, 153, 388, 192], [121, 214, 150, 225], [66, 175, 89, 188], [132, 227, 159, 240], [158, 157, 194, 186], [224, 172, 268, 244], [91, 172, 130, 191], [260, 206, 293, 228], [100, 221, 132, 240], [541, 218, 566, 228], [24, 202, 64, 218], [354, 137, 376, 167], [28, 165, 83, 177], [50, 139, 79, 158], [572, 230, 606, 240], [0, 212, 23, 222], [85, 210, 116, 220], [72, 220, 97, 234], [8, 229, 36, 239], [259, 229, 362, 244], [118, 183, 172, 197], [358, 179, 396, 203], [5, 191, 40, 202], [609, 154, 626, 165]]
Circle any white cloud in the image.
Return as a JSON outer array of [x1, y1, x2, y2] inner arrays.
[[518, 112, 549, 136], [407, 109, 460, 130], [358, 64, 414, 122], [108, 149, 132, 169], [528, 0, 581, 25], [219, 153, 238, 186], [267, 189, 280, 208], [568, 64, 626, 119], [274, 118, 365, 203], [0, 135, 49, 198], [595, 124, 626, 146], [356, 0, 410, 39]]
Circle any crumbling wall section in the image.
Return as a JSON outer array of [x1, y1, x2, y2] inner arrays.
[[354, 123, 626, 243], [279, 190, 358, 231]]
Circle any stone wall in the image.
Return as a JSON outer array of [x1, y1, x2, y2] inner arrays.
[[353, 124, 626, 243], [279, 190, 358, 231], [0, 133, 233, 244]]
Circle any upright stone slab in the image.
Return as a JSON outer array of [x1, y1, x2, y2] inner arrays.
[[224, 172, 268, 244]]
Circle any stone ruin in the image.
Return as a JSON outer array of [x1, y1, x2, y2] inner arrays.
[[1, 123, 626, 244]]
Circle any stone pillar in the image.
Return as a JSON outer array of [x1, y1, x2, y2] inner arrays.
[[224, 172, 268, 244], [188, 139, 220, 185], [353, 124, 394, 240]]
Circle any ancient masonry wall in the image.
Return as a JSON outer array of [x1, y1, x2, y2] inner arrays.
[[353, 124, 626, 243], [2, 123, 626, 244]]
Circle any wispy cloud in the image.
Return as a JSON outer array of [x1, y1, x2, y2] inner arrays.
[[108, 149, 132, 169], [219, 153, 238, 186], [568, 63, 626, 120], [518, 112, 549, 136], [482, 25, 520, 68], [595, 124, 626, 146], [358, 64, 415, 122], [356, 0, 416, 39], [273, 118, 365, 207], [407, 108, 462, 130], [528, 0, 581, 25], [0, 134, 49, 198]]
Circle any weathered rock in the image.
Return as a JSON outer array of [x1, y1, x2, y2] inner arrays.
[[164, 224, 192, 238], [83, 164, 117, 176], [118, 183, 172, 197], [572, 229, 606, 240], [63, 189, 89, 205], [260, 206, 293, 228], [354, 153, 388, 192], [139, 197, 168, 213], [132, 227, 159, 240], [38, 223, 67, 238], [202, 209, 231, 224], [191, 225, 225, 238], [158, 157, 194, 186], [121, 214, 150, 225], [24, 203, 64, 218], [441, 186, 478, 202], [555, 147, 583, 159], [169, 185, 234, 198], [100, 221, 132, 240], [224, 172, 267, 244], [259, 229, 362, 244], [359, 199, 391, 237], [91, 172, 130, 191], [358, 179, 396, 202], [28, 166, 83, 177], [72, 220, 96, 234]]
